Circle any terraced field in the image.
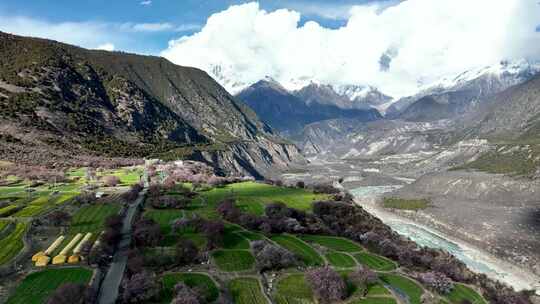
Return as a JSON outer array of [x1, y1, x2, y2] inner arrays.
[[222, 230, 250, 250], [300, 235, 363, 252], [353, 252, 397, 271], [274, 274, 314, 304], [379, 274, 424, 304], [353, 298, 397, 304], [0, 222, 27, 265], [229, 277, 268, 304], [6, 267, 93, 304], [445, 283, 487, 304], [161, 272, 219, 303], [68, 204, 121, 234], [326, 251, 357, 268], [212, 250, 255, 271], [270, 235, 324, 266]]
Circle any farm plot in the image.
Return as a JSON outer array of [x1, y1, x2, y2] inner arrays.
[[68, 204, 121, 234], [0, 222, 27, 265], [270, 235, 324, 266], [353, 252, 397, 271], [161, 272, 219, 303], [48, 203, 120, 258], [144, 208, 185, 234], [222, 230, 250, 250], [6, 267, 93, 304], [211, 250, 255, 272], [326, 251, 356, 268], [300, 235, 363, 252], [0, 219, 10, 232], [274, 274, 314, 304], [352, 298, 398, 304], [229, 277, 268, 304], [237, 230, 265, 241], [200, 182, 328, 214], [13, 193, 78, 217], [379, 274, 424, 304], [445, 283, 487, 304]]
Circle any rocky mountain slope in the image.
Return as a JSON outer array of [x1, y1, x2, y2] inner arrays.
[[235, 78, 382, 136], [387, 60, 540, 121], [0, 31, 303, 177]]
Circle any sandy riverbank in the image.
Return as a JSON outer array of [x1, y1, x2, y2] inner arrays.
[[353, 195, 540, 294]]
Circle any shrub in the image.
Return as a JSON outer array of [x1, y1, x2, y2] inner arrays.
[[176, 239, 199, 265], [416, 271, 454, 295], [47, 283, 86, 304], [312, 184, 340, 194], [349, 266, 378, 296], [46, 210, 71, 227], [264, 202, 292, 219], [102, 175, 120, 187], [171, 282, 201, 304], [250, 240, 298, 271], [306, 267, 348, 303], [216, 199, 241, 222], [296, 181, 305, 188], [133, 218, 163, 247], [122, 272, 159, 303], [105, 214, 123, 230]]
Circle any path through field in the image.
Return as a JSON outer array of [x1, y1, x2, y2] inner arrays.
[[97, 188, 147, 304]]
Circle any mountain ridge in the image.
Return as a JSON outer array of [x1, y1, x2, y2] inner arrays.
[[0, 31, 303, 177]]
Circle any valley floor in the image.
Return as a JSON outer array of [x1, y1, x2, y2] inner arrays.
[[279, 154, 540, 293]]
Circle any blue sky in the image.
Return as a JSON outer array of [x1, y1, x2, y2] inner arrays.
[[0, 0, 382, 54], [1, 0, 538, 97]]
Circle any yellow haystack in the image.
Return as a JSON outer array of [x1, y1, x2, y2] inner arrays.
[[32, 251, 46, 262], [35, 255, 51, 267], [52, 255, 67, 265], [52, 233, 82, 265], [68, 255, 80, 264]]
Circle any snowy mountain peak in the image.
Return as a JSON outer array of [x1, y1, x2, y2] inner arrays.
[[423, 59, 540, 93]]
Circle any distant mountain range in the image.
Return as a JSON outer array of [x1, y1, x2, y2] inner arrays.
[[0, 31, 303, 177], [235, 78, 382, 136], [387, 60, 540, 121]]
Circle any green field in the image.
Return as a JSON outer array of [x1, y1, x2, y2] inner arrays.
[[300, 235, 363, 252], [270, 235, 324, 266], [352, 297, 397, 304], [222, 230, 250, 250], [0, 219, 9, 232], [354, 252, 397, 271], [161, 272, 219, 303], [274, 274, 314, 304], [68, 203, 121, 234], [200, 182, 328, 215], [382, 198, 430, 210], [6, 267, 93, 304], [326, 251, 357, 268], [236, 230, 265, 241], [0, 222, 27, 265], [229, 277, 268, 304], [144, 208, 185, 234], [0, 205, 19, 217], [446, 283, 487, 304], [12, 192, 79, 217], [212, 250, 255, 272], [379, 274, 423, 304]]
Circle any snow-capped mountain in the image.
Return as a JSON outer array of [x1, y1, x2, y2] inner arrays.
[[208, 64, 250, 94], [387, 59, 540, 120]]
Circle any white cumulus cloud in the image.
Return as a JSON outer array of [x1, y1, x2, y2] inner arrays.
[[96, 43, 115, 51], [161, 1, 540, 97]]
